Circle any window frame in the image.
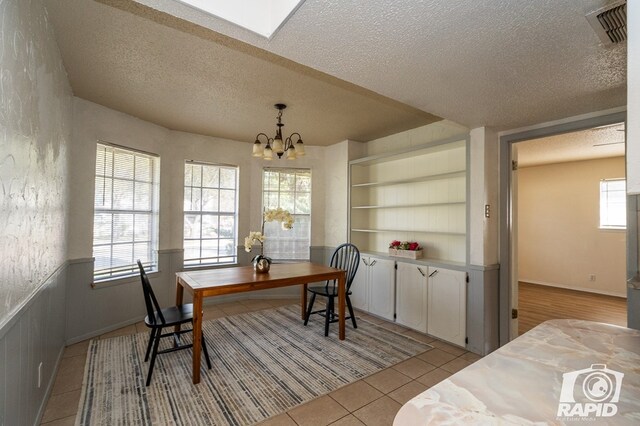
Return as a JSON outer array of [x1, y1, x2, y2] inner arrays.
[[183, 161, 239, 267], [92, 142, 160, 282], [599, 178, 627, 230], [261, 167, 312, 261]]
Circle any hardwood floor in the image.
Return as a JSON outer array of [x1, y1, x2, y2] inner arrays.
[[518, 282, 627, 335]]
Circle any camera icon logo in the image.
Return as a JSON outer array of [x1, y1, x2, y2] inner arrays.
[[557, 364, 624, 418]]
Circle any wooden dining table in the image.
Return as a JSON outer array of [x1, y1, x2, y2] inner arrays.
[[175, 262, 347, 384]]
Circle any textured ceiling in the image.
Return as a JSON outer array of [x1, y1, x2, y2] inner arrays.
[[46, 0, 627, 145], [517, 122, 625, 167], [44, 0, 439, 146], [136, 0, 627, 131]]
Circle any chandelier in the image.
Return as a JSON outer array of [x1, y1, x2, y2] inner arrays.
[[252, 104, 305, 160]]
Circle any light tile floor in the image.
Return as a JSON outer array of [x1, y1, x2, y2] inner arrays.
[[40, 299, 480, 426]]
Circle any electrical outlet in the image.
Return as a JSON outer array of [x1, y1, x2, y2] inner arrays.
[[37, 361, 43, 388], [589, 274, 596, 282]]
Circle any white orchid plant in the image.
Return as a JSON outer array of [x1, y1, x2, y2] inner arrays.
[[244, 208, 294, 255]]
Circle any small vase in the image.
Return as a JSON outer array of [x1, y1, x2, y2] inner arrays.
[[252, 255, 272, 273]]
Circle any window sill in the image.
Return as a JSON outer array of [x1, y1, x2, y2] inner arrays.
[[182, 262, 238, 271], [91, 270, 160, 289], [599, 227, 626, 232]]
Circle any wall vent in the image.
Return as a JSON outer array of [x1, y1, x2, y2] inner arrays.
[[586, 1, 627, 45]]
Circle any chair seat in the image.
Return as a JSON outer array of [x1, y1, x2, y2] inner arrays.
[[144, 304, 194, 328], [307, 285, 352, 297]]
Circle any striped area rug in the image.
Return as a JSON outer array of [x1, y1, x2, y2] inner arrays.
[[77, 305, 431, 425]]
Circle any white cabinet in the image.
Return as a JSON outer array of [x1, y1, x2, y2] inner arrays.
[[352, 255, 467, 347], [368, 257, 395, 320], [351, 256, 395, 321], [350, 258, 370, 311], [427, 267, 466, 347], [395, 262, 428, 333]]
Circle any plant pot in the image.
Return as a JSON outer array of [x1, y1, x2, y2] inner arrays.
[[253, 255, 272, 273], [388, 249, 423, 259]]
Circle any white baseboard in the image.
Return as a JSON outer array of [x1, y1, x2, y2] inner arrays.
[[519, 279, 627, 298]]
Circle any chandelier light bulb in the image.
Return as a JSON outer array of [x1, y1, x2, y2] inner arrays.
[[252, 140, 263, 157], [263, 144, 273, 160], [287, 145, 297, 160], [273, 138, 284, 155]]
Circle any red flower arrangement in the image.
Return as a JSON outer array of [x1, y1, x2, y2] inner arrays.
[[389, 240, 421, 251]]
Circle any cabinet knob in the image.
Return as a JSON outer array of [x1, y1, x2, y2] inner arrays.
[[362, 259, 370, 266], [417, 267, 426, 277], [429, 269, 439, 278], [370, 260, 377, 266]]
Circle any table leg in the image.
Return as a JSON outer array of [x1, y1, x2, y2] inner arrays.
[[176, 277, 184, 305], [338, 272, 346, 340], [175, 277, 184, 336], [301, 283, 308, 320], [192, 292, 203, 384]]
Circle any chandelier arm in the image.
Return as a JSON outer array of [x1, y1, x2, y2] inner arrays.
[[255, 133, 271, 144], [285, 132, 303, 150], [288, 132, 302, 142]]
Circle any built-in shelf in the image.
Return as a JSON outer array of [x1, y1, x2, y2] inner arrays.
[[351, 202, 466, 209], [349, 137, 469, 264], [351, 170, 465, 188], [351, 228, 466, 236]]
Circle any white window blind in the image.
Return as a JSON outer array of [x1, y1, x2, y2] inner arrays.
[[600, 178, 626, 229], [184, 162, 239, 266], [262, 168, 311, 260], [93, 143, 160, 281]]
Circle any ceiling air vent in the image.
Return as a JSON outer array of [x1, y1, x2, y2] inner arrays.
[[586, 1, 627, 45]]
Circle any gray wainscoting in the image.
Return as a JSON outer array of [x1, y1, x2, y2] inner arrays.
[[0, 263, 67, 426], [468, 266, 500, 355]]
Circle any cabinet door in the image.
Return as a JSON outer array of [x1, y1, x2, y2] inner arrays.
[[395, 262, 428, 333], [350, 257, 370, 311], [427, 267, 466, 347], [368, 257, 395, 321]]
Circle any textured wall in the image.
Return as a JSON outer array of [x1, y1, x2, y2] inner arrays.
[[469, 127, 499, 266], [323, 141, 349, 247], [0, 0, 72, 327], [364, 120, 468, 157]]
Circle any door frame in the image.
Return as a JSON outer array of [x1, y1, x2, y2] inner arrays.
[[498, 110, 627, 346]]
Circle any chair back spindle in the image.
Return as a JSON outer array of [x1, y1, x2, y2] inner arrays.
[[137, 260, 165, 325], [327, 243, 360, 293]]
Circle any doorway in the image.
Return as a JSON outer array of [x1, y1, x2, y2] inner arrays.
[[515, 124, 627, 335], [499, 111, 628, 345]]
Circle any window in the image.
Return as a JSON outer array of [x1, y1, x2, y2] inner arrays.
[[184, 162, 239, 266], [600, 178, 626, 229], [262, 168, 311, 260], [93, 143, 159, 281], [171, 0, 305, 38]]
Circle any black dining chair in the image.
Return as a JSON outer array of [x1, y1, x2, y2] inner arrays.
[[304, 243, 360, 336], [137, 260, 212, 386]]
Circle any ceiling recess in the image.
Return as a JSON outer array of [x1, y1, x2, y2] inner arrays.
[[586, 1, 627, 45]]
